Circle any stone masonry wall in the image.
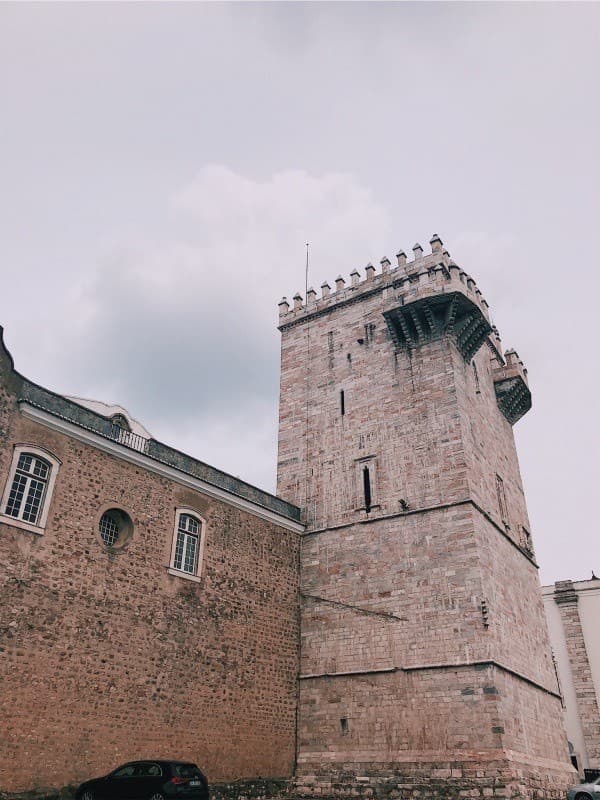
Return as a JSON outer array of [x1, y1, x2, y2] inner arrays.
[[494, 668, 571, 768], [460, 341, 531, 551], [299, 508, 571, 776], [474, 512, 558, 693], [296, 667, 572, 799], [300, 507, 485, 674], [277, 251, 575, 797], [278, 321, 470, 529], [0, 338, 300, 796], [297, 667, 504, 772]]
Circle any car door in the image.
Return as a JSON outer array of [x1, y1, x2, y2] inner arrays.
[[105, 763, 139, 800], [134, 762, 164, 798]]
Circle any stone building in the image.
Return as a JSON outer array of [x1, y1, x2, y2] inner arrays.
[[277, 236, 575, 799], [542, 578, 600, 778], [1, 234, 576, 799], [0, 332, 302, 796]]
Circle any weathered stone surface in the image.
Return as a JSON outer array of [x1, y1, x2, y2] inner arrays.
[[0, 235, 580, 800], [0, 329, 300, 795], [277, 241, 575, 798]]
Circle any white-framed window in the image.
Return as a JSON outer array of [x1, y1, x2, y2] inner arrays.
[[167, 508, 206, 583], [0, 445, 61, 534]]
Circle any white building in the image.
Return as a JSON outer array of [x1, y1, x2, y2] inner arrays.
[[542, 577, 600, 778]]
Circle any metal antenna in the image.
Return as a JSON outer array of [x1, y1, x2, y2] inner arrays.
[[305, 242, 309, 299], [303, 241, 311, 523]]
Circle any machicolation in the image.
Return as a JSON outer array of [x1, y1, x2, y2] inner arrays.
[[278, 234, 531, 425]]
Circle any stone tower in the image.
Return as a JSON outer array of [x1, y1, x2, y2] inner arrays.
[[276, 236, 575, 799]]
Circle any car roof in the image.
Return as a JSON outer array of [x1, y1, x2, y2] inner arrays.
[[121, 760, 199, 766]]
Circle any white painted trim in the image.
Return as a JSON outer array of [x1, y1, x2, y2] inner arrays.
[[18, 403, 304, 533], [167, 567, 203, 584], [0, 443, 61, 533], [170, 507, 206, 580], [0, 516, 45, 536]]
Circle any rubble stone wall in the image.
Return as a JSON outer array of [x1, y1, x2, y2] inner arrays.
[[0, 334, 300, 796]]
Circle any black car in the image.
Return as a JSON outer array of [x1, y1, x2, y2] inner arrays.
[[75, 760, 209, 800]]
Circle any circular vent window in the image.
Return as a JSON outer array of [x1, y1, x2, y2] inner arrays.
[[98, 508, 133, 550]]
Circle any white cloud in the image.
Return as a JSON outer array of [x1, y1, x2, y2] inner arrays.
[[3, 1, 599, 583], [50, 166, 391, 490]]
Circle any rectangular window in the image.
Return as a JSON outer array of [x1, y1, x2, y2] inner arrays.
[[174, 528, 199, 574], [169, 511, 204, 580], [4, 453, 50, 525], [496, 474, 508, 524]]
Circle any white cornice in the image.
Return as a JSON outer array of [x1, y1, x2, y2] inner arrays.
[[541, 581, 600, 597], [18, 402, 304, 534]]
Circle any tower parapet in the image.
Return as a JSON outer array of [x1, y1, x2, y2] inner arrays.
[[279, 235, 488, 327], [493, 348, 531, 424], [279, 234, 530, 425]]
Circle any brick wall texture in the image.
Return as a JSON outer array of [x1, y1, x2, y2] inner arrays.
[[0, 340, 300, 796], [277, 274, 576, 798]]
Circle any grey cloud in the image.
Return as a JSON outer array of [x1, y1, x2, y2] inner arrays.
[[43, 167, 390, 475], [1, 2, 599, 583]]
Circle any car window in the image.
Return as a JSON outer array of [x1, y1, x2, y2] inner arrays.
[[172, 764, 203, 779], [112, 765, 136, 778], [135, 763, 162, 777]]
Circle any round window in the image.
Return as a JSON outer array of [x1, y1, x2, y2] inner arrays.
[[98, 508, 133, 550]]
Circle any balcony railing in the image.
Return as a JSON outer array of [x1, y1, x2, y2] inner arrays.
[[109, 424, 149, 454]]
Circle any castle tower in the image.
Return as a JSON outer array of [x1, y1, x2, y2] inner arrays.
[[276, 237, 575, 799]]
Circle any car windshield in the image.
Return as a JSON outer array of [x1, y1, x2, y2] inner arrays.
[[172, 764, 203, 779]]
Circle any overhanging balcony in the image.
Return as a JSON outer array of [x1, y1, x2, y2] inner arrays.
[[383, 291, 492, 362], [493, 350, 531, 424]]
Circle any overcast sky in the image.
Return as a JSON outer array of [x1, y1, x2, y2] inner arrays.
[[1, 2, 598, 585]]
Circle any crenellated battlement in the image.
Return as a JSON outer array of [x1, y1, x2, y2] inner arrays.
[[278, 234, 531, 424], [493, 348, 532, 424], [279, 234, 488, 327], [278, 234, 505, 362]]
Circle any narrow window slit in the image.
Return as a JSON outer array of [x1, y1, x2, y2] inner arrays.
[[472, 361, 480, 393], [340, 717, 348, 735], [496, 474, 508, 525], [363, 466, 372, 513], [340, 390, 345, 416]]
